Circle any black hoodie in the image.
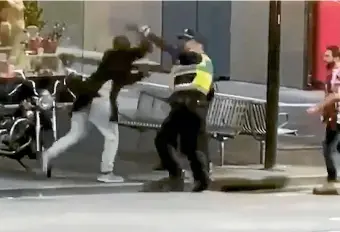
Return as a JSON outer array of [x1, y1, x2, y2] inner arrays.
[[71, 37, 151, 121]]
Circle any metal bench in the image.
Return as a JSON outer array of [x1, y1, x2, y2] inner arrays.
[[118, 87, 249, 166], [118, 89, 170, 131], [206, 95, 249, 166], [242, 101, 298, 164]]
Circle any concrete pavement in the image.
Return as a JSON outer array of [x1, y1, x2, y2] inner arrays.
[[0, 154, 332, 198], [1, 192, 340, 232]]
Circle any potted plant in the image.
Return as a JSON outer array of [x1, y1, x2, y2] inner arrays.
[[24, 1, 44, 54], [42, 22, 66, 53], [23, 0, 45, 30]]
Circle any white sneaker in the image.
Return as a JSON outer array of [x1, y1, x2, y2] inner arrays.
[[41, 152, 51, 174], [209, 162, 214, 180], [97, 173, 124, 183]]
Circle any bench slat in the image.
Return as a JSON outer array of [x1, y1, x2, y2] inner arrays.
[[251, 102, 267, 135], [206, 96, 248, 138]]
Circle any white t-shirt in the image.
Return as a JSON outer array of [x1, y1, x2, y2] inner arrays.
[[331, 66, 340, 123]]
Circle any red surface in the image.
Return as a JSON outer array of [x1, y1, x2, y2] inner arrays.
[[314, 1, 340, 83]]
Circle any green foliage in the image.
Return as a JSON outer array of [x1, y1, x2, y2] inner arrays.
[[23, 1, 45, 30]]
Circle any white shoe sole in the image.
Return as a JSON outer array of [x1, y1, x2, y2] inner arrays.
[[96, 177, 125, 183]]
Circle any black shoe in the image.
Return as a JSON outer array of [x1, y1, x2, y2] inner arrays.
[[192, 179, 210, 192], [168, 176, 184, 192], [168, 171, 185, 192]]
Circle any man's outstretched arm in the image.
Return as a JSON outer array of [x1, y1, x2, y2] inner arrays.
[[307, 93, 340, 114], [129, 35, 153, 60], [126, 24, 179, 58], [146, 33, 179, 57]]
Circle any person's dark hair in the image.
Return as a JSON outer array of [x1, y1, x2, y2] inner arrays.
[[334, 50, 340, 58], [112, 35, 131, 50], [325, 45, 340, 71], [326, 45, 339, 57]]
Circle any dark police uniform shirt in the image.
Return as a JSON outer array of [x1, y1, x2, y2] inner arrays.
[[71, 38, 151, 121], [146, 33, 214, 104]]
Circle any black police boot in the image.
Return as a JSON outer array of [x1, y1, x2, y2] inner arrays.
[[192, 180, 209, 192], [192, 175, 210, 192], [191, 151, 211, 192], [168, 170, 185, 192]]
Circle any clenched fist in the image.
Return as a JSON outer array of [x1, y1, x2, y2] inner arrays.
[[125, 23, 150, 37], [306, 105, 321, 115]]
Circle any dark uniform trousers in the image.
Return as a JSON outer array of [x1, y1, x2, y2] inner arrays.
[[323, 124, 340, 182], [155, 101, 210, 183]]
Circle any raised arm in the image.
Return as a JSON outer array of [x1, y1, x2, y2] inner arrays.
[[128, 35, 153, 60], [307, 93, 340, 115], [146, 33, 179, 58], [126, 24, 179, 59]]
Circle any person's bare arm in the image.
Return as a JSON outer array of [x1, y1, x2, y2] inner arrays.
[[307, 93, 340, 114], [319, 80, 340, 112]]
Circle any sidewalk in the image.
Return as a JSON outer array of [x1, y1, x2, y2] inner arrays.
[[0, 156, 330, 198]]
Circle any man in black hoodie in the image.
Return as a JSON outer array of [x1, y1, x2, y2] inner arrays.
[[42, 35, 152, 182], [128, 25, 213, 176]]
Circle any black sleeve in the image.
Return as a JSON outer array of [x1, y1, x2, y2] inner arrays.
[[147, 33, 179, 59], [121, 72, 144, 86], [207, 86, 215, 101], [102, 50, 110, 61], [178, 51, 202, 65], [129, 37, 152, 60], [98, 50, 111, 65]]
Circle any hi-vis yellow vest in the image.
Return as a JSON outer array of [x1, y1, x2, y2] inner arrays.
[[171, 54, 213, 95]]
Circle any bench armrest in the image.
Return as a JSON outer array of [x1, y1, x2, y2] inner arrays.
[[140, 90, 169, 103], [278, 112, 289, 128]]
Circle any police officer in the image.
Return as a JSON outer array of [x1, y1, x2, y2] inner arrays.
[[127, 26, 213, 173], [128, 25, 214, 192]]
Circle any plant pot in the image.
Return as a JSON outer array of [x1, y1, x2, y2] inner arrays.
[[42, 38, 58, 54], [28, 37, 42, 54]]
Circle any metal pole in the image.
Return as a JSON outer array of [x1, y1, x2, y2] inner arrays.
[[264, 0, 281, 169]]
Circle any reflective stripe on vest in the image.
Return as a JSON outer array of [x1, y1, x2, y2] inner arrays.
[[172, 54, 213, 95]]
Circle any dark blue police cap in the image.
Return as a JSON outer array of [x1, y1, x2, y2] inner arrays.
[[177, 28, 206, 46], [177, 28, 196, 40]]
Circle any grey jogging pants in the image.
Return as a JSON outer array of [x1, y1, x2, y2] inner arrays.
[[45, 96, 119, 173]]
